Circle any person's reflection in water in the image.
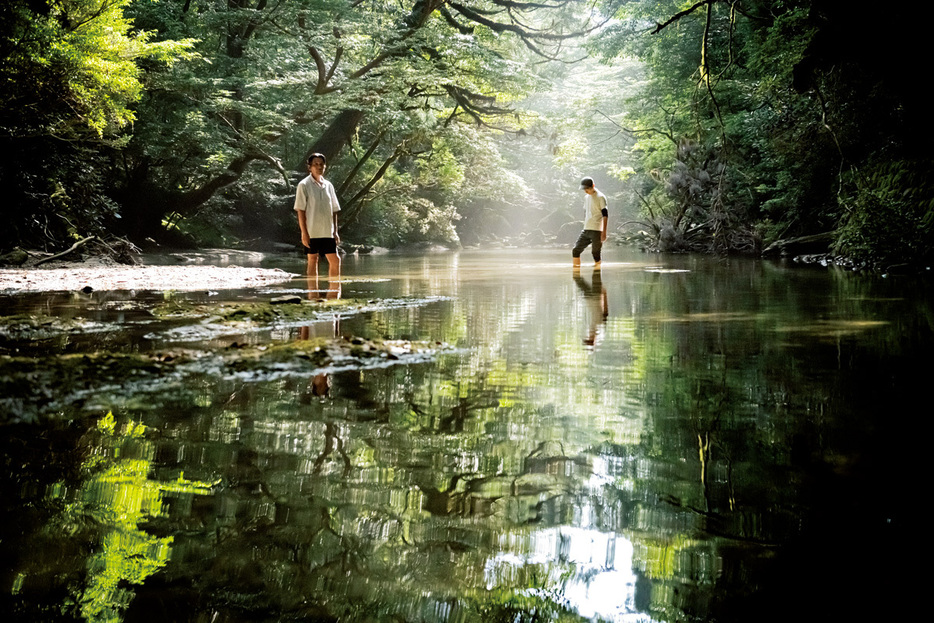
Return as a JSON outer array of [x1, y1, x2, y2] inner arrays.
[[296, 317, 348, 475], [310, 372, 330, 400], [299, 272, 341, 346], [298, 272, 340, 400], [297, 312, 338, 399], [573, 267, 608, 349]]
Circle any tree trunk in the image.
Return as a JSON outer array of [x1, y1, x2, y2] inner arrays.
[[116, 108, 368, 241], [761, 231, 834, 257], [303, 109, 365, 169]]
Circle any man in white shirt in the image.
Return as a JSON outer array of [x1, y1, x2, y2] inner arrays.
[[572, 177, 608, 269], [295, 153, 341, 278]]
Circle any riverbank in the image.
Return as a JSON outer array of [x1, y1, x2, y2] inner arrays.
[[0, 255, 295, 294]]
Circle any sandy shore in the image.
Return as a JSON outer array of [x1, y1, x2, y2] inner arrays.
[[0, 257, 296, 294]]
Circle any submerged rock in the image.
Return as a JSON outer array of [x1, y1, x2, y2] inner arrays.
[[0, 335, 454, 423], [271, 295, 303, 305]]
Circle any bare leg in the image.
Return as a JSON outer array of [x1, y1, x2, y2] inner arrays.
[[325, 252, 341, 280], [305, 273, 322, 301]]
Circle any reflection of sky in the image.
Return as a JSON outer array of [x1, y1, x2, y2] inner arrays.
[[484, 453, 656, 622], [487, 527, 657, 622]]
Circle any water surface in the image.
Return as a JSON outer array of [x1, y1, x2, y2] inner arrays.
[[1, 248, 928, 622]]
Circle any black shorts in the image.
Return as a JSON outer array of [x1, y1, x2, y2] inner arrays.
[[304, 237, 337, 256]]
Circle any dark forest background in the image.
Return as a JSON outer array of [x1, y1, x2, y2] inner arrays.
[[1, 0, 931, 269]]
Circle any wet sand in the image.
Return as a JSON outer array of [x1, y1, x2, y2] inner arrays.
[[0, 257, 294, 293]]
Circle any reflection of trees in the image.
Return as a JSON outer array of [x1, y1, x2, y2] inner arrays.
[[600, 260, 928, 621], [417, 472, 502, 519], [312, 421, 351, 476], [7, 412, 215, 623], [10, 255, 923, 621], [114, 356, 603, 620], [123, 269, 628, 619], [435, 387, 500, 434]]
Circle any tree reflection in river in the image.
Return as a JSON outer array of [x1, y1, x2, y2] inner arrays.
[[0, 248, 928, 622]]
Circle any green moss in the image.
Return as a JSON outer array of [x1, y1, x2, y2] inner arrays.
[[151, 299, 355, 324]]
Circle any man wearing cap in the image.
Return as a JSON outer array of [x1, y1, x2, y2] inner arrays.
[[572, 177, 608, 269]]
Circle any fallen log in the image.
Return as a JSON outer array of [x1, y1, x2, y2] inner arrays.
[[762, 231, 834, 257], [34, 236, 99, 267]]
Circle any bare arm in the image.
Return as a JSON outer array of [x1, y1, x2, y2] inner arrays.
[[297, 211, 310, 247], [601, 202, 608, 242], [295, 181, 311, 247]]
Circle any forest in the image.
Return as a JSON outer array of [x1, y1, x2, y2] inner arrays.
[[1, 0, 931, 269]]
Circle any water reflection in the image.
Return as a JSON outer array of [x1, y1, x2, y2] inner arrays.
[[573, 267, 609, 348], [489, 527, 649, 622], [3, 413, 215, 622], [1, 248, 929, 622], [297, 272, 341, 404]]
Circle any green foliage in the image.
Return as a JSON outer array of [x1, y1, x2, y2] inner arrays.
[[51, 412, 214, 623], [115, 0, 577, 248], [836, 159, 934, 267], [592, 0, 933, 264], [4, 0, 927, 260], [592, 0, 759, 252], [745, 4, 814, 98], [0, 140, 121, 249], [1, 0, 193, 140], [0, 0, 194, 250]]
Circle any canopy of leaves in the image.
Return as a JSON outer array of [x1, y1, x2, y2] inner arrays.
[[591, 0, 933, 266], [111, 0, 589, 248], [0, 0, 193, 250], [2, 0, 929, 266]]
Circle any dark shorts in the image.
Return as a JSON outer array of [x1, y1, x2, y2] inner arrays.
[[304, 237, 337, 256]]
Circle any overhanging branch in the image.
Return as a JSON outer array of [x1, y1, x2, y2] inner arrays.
[[651, 0, 718, 34]]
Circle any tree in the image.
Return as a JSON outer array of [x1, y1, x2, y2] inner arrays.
[[592, 0, 933, 265], [0, 0, 192, 251], [115, 0, 593, 246]]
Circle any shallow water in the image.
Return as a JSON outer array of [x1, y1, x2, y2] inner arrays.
[[1, 247, 930, 622]]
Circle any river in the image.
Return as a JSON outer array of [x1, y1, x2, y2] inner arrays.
[[0, 247, 928, 622]]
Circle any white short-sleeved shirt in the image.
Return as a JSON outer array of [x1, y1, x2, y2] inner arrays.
[[294, 175, 340, 238], [583, 190, 607, 231]]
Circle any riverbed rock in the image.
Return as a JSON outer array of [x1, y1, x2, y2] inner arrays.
[[271, 295, 303, 305], [0, 248, 29, 266]]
